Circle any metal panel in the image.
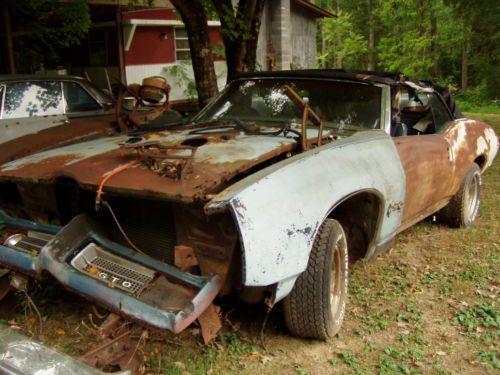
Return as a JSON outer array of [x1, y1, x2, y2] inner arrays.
[[0, 324, 123, 375], [206, 130, 406, 286]]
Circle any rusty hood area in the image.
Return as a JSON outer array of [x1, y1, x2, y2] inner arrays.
[[0, 125, 303, 203]]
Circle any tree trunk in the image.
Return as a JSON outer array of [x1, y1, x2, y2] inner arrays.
[[116, 6, 126, 86], [367, 0, 376, 71], [335, 0, 342, 67], [418, 0, 425, 36], [170, 0, 219, 108], [461, 39, 468, 91], [430, 12, 438, 77], [213, 0, 266, 83], [321, 21, 326, 68]]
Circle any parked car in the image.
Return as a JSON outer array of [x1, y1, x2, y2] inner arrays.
[[0, 75, 118, 164], [0, 75, 115, 140], [0, 75, 187, 166], [0, 70, 497, 342]]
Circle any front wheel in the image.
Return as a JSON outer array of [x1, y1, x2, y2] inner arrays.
[[438, 163, 481, 228], [283, 219, 348, 339]]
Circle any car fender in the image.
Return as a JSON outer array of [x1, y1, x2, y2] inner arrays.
[[205, 130, 406, 287]]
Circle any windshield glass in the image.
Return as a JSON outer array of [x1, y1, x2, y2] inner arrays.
[[193, 78, 382, 133]]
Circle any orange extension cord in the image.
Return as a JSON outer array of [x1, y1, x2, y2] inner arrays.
[[95, 159, 146, 254], [95, 159, 142, 208]]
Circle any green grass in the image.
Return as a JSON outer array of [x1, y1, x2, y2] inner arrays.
[[457, 101, 500, 115]]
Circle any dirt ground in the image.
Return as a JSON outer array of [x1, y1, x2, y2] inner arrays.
[[2, 113, 499, 375]]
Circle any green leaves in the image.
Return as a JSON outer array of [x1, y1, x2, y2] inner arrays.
[[318, 11, 368, 69], [10, 0, 90, 66], [315, 0, 499, 97]]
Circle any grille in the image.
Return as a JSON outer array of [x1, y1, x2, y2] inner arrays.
[[71, 243, 156, 295], [4, 231, 54, 254]]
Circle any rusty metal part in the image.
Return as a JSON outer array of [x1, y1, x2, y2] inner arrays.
[[81, 313, 141, 374], [126, 142, 197, 179], [175, 245, 198, 272], [97, 312, 122, 336], [140, 76, 170, 104], [283, 85, 325, 151], [0, 130, 299, 207], [198, 303, 222, 344], [174, 206, 238, 295], [395, 119, 498, 231]]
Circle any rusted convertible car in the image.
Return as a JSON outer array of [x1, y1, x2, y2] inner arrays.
[[0, 70, 497, 340]]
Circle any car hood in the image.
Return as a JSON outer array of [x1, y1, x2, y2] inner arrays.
[[0, 126, 311, 202], [0, 115, 117, 165]]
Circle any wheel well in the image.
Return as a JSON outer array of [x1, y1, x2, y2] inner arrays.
[[328, 192, 382, 264], [474, 154, 486, 171]]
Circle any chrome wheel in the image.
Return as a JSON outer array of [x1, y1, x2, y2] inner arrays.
[[464, 173, 480, 223], [330, 233, 346, 320]]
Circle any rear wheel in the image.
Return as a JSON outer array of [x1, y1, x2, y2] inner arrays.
[[438, 163, 481, 228], [283, 219, 348, 339]]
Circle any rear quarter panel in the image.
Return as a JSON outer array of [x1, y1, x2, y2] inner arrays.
[[444, 119, 498, 192]]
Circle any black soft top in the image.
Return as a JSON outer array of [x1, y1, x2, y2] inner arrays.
[[0, 74, 88, 82], [235, 69, 403, 86]]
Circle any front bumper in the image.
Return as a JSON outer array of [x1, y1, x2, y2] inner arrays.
[[0, 211, 221, 334]]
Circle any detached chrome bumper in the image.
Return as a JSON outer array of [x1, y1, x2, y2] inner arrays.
[[0, 324, 127, 375], [0, 211, 222, 334]]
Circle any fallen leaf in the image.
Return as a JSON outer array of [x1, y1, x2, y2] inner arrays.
[[173, 361, 186, 370], [260, 355, 272, 364]]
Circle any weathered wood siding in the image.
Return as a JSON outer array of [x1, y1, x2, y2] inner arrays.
[[256, 3, 269, 70], [290, 3, 317, 69]]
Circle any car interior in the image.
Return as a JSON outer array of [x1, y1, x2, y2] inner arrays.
[[391, 85, 453, 137]]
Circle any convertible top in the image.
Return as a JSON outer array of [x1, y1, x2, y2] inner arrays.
[[235, 69, 401, 86]]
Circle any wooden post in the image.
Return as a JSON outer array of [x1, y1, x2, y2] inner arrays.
[[3, 1, 16, 74], [116, 5, 126, 86]]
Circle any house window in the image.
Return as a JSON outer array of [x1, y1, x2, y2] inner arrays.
[[174, 28, 191, 61]]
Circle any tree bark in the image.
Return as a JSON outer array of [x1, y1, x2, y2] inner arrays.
[[321, 20, 326, 68], [335, 0, 342, 67], [367, 0, 376, 71], [430, 12, 438, 77], [461, 38, 468, 91], [213, 0, 266, 83], [170, 0, 219, 108], [116, 6, 126, 86]]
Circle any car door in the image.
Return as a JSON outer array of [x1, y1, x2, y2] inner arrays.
[[392, 86, 455, 231], [0, 80, 68, 145]]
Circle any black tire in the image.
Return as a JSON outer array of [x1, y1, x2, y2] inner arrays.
[[283, 219, 348, 339], [438, 163, 481, 228]]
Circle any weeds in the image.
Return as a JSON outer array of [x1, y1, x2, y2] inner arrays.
[[476, 351, 500, 370], [454, 304, 499, 333]]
